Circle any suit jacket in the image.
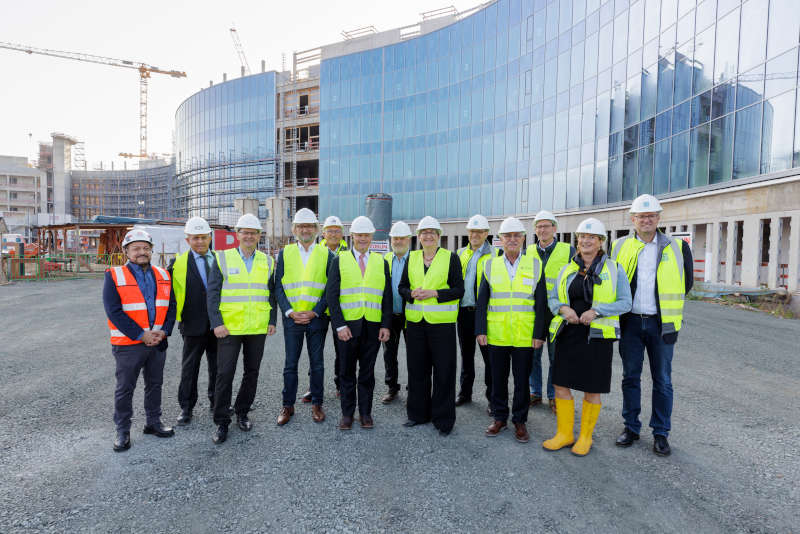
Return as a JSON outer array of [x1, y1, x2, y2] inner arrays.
[[326, 250, 393, 337], [168, 253, 212, 337]]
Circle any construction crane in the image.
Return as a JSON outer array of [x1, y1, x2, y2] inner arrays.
[[229, 27, 251, 76], [0, 41, 186, 159]]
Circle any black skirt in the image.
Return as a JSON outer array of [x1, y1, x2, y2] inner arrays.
[[551, 273, 614, 394]]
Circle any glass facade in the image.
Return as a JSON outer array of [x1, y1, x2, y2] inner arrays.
[[319, 0, 800, 221], [174, 72, 277, 222]]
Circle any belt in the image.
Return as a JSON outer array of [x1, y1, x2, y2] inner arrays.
[[460, 306, 476, 312], [631, 313, 657, 318]]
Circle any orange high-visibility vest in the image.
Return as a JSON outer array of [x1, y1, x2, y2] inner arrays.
[[107, 264, 171, 345]]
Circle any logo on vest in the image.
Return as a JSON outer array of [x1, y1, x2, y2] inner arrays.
[[228, 268, 240, 274]]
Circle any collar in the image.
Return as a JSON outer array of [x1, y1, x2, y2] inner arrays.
[[537, 239, 556, 252], [503, 252, 522, 265], [393, 251, 409, 262], [238, 246, 256, 259], [635, 232, 659, 245], [191, 249, 212, 259], [297, 242, 315, 253], [126, 261, 151, 274]]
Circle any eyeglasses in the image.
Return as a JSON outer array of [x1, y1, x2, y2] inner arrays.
[[238, 230, 260, 237], [535, 223, 554, 230], [633, 214, 659, 221], [419, 230, 439, 237]]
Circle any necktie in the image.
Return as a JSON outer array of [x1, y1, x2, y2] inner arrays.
[[358, 253, 366, 276], [197, 255, 209, 288]]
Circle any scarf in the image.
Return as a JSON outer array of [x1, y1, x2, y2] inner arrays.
[[573, 253, 606, 303]]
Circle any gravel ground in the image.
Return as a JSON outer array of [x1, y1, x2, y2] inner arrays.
[[0, 279, 798, 533]]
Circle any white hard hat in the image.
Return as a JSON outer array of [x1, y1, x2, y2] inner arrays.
[[416, 215, 442, 233], [498, 216, 526, 234], [465, 214, 490, 230], [350, 215, 376, 233], [292, 208, 319, 224], [575, 217, 607, 238], [630, 194, 663, 213], [184, 216, 211, 235], [534, 210, 558, 225], [322, 215, 343, 229], [389, 220, 412, 237], [122, 229, 153, 247], [235, 213, 262, 231]]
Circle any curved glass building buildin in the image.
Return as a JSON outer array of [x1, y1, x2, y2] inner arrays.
[[320, 0, 800, 221], [174, 71, 278, 222]]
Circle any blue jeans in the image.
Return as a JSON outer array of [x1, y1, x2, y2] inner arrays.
[[619, 315, 674, 437], [528, 338, 554, 399], [282, 316, 327, 406]]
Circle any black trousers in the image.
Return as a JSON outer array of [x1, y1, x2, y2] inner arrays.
[[381, 313, 405, 391], [489, 345, 533, 424], [112, 344, 166, 432], [339, 321, 381, 418], [329, 319, 344, 389], [457, 307, 491, 400], [177, 329, 218, 412], [405, 320, 457, 433], [213, 334, 266, 426]]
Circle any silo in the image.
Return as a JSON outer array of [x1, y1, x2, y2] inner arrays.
[[365, 193, 392, 242]]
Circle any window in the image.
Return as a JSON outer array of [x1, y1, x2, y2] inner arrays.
[[761, 90, 797, 174]]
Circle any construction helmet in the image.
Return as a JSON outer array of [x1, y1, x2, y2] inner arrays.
[[292, 208, 319, 224], [465, 214, 490, 230], [630, 194, 663, 213], [322, 215, 343, 229], [533, 210, 558, 225], [575, 218, 607, 238], [498, 216, 526, 234], [235, 213, 262, 231], [122, 229, 153, 248], [350, 216, 376, 234], [184, 216, 211, 235], [416, 216, 442, 233], [389, 221, 412, 237]]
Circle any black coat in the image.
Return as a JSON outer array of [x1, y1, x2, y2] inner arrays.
[[168, 253, 212, 337]]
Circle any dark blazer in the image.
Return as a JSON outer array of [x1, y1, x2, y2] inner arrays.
[[168, 253, 212, 337], [326, 250, 393, 336]]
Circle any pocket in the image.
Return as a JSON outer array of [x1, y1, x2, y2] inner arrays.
[[219, 303, 244, 327]]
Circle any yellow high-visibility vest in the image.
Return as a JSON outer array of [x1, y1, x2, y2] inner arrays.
[[217, 248, 273, 335], [338, 251, 385, 322], [611, 234, 685, 334], [525, 241, 571, 293], [404, 248, 459, 324], [281, 244, 329, 312], [549, 258, 620, 342], [485, 254, 542, 347]]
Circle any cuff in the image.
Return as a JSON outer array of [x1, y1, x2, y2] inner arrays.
[[284, 309, 294, 318], [336, 325, 348, 332]]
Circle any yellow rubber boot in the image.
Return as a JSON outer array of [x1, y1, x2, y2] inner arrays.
[[571, 400, 602, 456], [542, 398, 575, 451]]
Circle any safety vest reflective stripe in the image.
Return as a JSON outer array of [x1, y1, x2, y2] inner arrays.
[[405, 303, 459, 312], [220, 295, 270, 303], [288, 295, 321, 304], [281, 281, 326, 291], [340, 287, 384, 296], [107, 264, 171, 345], [341, 301, 382, 310]]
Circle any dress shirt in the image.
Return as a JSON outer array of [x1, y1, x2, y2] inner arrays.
[[297, 242, 315, 267], [631, 234, 659, 314], [128, 262, 156, 325], [391, 251, 408, 314], [503, 252, 522, 281], [191, 249, 215, 288], [238, 247, 257, 273], [460, 250, 481, 307]]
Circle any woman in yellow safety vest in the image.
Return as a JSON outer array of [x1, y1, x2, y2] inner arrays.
[[398, 215, 464, 436], [542, 217, 631, 457]]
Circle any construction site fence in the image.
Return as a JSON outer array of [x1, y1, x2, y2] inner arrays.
[[2, 253, 128, 282]]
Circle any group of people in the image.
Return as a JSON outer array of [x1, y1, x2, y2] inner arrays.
[[103, 192, 692, 457]]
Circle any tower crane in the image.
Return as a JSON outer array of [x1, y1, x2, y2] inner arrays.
[[0, 41, 186, 159], [229, 27, 251, 76]]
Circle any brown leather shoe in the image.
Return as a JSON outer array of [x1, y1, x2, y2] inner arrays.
[[485, 420, 507, 437], [338, 416, 353, 430], [311, 404, 326, 423], [359, 414, 374, 429], [530, 394, 542, 406], [276, 406, 294, 426], [514, 422, 530, 443], [381, 390, 398, 404]]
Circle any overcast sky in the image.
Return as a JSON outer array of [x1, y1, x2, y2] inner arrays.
[[0, 0, 476, 169]]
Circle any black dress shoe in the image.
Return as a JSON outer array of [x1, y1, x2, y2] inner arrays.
[[113, 431, 131, 452], [615, 428, 640, 447], [403, 420, 421, 427], [212, 425, 228, 444], [176, 410, 192, 425], [438, 428, 452, 436], [143, 422, 175, 438], [237, 415, 253, 432], [653, 435, 671, 456], [455, 395, 472, 407]]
